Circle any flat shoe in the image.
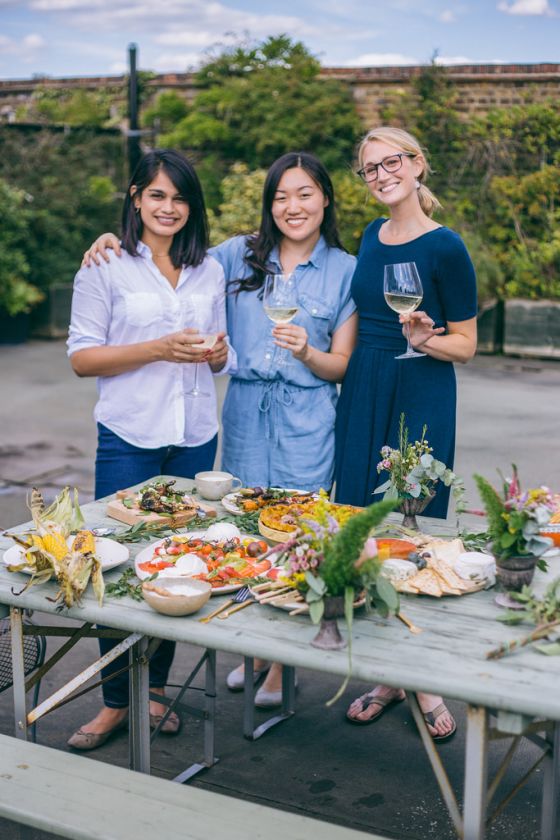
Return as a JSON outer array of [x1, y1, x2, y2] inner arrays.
[[226, 662, 270, 692], [254, 676, 298, 709], [346, 691, 405, 725], [422, 701, 457, 742], [150, 710, 181, 735], [67, 717, 128, 751]]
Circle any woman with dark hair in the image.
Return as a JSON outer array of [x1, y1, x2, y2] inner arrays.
[[83, 150, 357, 705], [67, 149, 235, 749]]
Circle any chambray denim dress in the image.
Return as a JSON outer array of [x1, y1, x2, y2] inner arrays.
[[210, 235, 356, 491]]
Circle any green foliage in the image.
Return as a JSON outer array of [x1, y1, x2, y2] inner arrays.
[[0, 127, 124, 292], [163, 35, 361, 172], [208, 163, 266, 245], [331, 170, 381, 253], [142, 91, 189, 133], [321, 498, 398, 598], [21, 86, 113, 127], [0, 179, 43, 315]]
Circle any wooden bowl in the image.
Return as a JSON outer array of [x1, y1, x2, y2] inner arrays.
[[142, 578, 212, 616]]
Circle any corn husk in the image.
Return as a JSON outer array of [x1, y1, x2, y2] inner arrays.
[[5, 487, 103, 608]]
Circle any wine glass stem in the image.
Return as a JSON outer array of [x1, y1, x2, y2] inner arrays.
[[193, 362, 200, 392], [405, 320, 414, 354]]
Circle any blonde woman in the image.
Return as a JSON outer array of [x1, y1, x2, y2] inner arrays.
[[335, 127, 477, 738]]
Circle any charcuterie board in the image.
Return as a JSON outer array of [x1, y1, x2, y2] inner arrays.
[[106, 481, 216, 527]]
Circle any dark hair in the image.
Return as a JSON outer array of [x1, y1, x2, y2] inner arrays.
[[121, 149, 209, 268], [233, 152, 345, 293]]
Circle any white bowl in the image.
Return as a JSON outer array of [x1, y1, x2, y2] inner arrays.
[[142, 577, 211, 616]]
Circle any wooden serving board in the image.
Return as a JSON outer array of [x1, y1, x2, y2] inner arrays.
[[106, 490, 216, 528]]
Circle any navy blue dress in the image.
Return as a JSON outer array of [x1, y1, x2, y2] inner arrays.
[[335, 219, 477, 518]]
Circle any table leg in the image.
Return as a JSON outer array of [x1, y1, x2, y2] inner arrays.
[[129, 635, 150, 774], [541, 721, 560, 840], [463, 705, 489, 840], [10, 607, 28, 740], [242, 656, 256, 740], [203, 648, 217, 768]]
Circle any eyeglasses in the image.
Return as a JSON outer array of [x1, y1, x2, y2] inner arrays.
[[356, 153, 415, 183]]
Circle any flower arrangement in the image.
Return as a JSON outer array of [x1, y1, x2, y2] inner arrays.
[[271, 497, 399, 624], [375, 414, 465, 511], [474, 466, 555, 566]]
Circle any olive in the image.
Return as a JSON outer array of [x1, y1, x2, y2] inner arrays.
[[247, 541, 264, 557], [407, 551, 422, 565]]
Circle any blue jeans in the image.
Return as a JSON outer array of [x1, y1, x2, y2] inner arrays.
[[95, 423, 217, 708]]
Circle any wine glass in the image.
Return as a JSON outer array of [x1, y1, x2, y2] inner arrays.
[[263, 273, 298, 366], [185, 298, 220, 398], [383, 262, 425, 360]]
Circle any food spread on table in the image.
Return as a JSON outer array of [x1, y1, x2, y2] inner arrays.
[[134, 523, 277, 592], [258, 496, 359, 541], [106, 480, 216, 527], [222, 486, 316, 515], [380, 536, 493, 597]]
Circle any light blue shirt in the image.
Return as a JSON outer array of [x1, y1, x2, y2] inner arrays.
[[210, 235, 356, 386], [209, 234, 356, 490]]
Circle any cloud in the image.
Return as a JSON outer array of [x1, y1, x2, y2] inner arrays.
[[440, 10, 456, 23], [497, 0, 553, 14], [23, 34, 47, 48]]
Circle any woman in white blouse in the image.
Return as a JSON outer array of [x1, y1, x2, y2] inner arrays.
[[66, 149, 234, 750]]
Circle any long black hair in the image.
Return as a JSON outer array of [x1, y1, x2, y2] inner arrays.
[[121, 149, 209, 268], [233, 152, 345, 293]]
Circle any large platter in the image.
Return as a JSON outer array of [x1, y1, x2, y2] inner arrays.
[[221, 488, 314, 516], [134, 531, 275, 596], [2, 536, 129, 574]]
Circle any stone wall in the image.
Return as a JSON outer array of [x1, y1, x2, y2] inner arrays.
[[1, 63, 558, 125]]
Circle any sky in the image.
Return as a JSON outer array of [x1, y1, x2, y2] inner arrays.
[[0, 0, 559, 80]]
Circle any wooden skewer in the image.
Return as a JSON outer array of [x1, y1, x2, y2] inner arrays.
[[397, 611, 423, 635], [288, 605, 309, 616]]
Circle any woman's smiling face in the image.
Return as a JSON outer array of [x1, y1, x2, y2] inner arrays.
[[133, 169, 190, 242], [361, 140, 422, 209], [271, 167, 328, 247]]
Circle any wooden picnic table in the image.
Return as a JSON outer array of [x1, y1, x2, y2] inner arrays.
[[1, 477, 559, 840]]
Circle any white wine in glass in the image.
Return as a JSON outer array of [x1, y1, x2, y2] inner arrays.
[[383, 262, 425, 359], [263, 273, 298, 365]]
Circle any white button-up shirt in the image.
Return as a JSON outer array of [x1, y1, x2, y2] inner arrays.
[[67, 242, 236, 449]]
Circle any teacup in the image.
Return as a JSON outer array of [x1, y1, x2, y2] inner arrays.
[[195, 471, 242, 501]]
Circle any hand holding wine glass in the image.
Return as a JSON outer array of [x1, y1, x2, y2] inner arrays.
[[383, 262, 425, 360], [263, 273, 298, 366]]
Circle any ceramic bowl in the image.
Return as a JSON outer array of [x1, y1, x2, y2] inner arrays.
[[142, 577, 212, 617], [540, 524, 560, 548]]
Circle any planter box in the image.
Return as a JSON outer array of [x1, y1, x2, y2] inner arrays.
[[0, 309, 29, 344], [476, 299, 503, 355], [30, 283, 73, 339], [503, 298, 560, 359]]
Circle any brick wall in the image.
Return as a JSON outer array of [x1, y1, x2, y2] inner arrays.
[[1, 63, 558, 124]]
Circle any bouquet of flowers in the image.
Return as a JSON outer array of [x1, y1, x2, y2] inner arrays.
[[474, 466, 555, 565], [375, 414, 465, 515], [271, 496, 399, 624]]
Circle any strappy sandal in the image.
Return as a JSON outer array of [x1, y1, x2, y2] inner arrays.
[[422, 702, 457, 742], [346, 690, 405, 726]]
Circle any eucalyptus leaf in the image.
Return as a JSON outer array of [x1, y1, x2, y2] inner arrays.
[[308, 599, 325, 625], [305, 570, 327, 595], [376, 574, 399, 613], [534, 642, 560, 656]]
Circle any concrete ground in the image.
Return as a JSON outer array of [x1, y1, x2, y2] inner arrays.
[[1, 341, 560, 839]]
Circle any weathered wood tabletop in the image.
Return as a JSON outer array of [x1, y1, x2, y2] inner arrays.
[[1, 478, 559, 721]]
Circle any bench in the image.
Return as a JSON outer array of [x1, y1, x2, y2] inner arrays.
[[0, 734, 386, 840]]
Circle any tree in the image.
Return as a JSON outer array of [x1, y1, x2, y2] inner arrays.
[[163, 36, 362, 172], [0, 179, 42, 315]]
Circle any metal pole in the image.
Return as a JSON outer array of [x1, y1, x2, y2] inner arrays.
[[128, 43, 141, 178]]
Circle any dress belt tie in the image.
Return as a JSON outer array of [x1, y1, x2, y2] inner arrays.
[[257, 381, 294, 444]]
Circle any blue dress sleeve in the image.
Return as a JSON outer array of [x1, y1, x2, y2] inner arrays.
[[434, 231, 478, 323], [209, 236, 249, 281]]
